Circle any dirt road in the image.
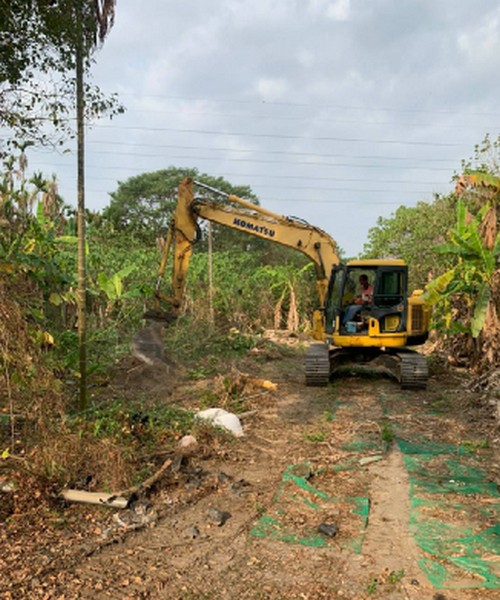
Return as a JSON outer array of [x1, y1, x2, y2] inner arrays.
[[3, 337, 499, 599]]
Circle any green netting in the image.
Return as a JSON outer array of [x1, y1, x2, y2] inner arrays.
[[417, 525, 500, 590], [252, 514, 330, 548], [396, 437, 500, 589], [249, 437, 499, 590], [411, 476, 498, 497], [402, 452, 500, 497], [341, 433, 388, 453], [250, 463, 369, 553], [396, 437, 470, 456]]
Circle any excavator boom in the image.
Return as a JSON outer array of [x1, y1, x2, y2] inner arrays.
[[154, 178, 339, 331]]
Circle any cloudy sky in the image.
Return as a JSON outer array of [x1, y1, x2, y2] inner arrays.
[[28, 0, 500, 256]]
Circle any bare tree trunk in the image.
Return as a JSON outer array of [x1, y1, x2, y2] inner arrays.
[[76, 12, 87, 411], [274, 295, 283, 330], [287, 286, 299, 332], [207, 221, 215, 327]]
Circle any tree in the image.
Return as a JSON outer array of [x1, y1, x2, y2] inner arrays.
[[419, 134, 500, 373], [0, 1, 120, 151], [103, 167, 258, 246], [73, 0, 117, 410], [424, 200, 500, 370], [361, 196, 456, 290], [455, 170, 499, 249], [424, 167, 500, 372], [2, 4, 123, 411], [103, 168, 199, 241]]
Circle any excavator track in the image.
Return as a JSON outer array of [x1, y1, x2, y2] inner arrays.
[[304, 346, 428, 389], [305, 343, 331, 387], [398, 351, 428, 389]]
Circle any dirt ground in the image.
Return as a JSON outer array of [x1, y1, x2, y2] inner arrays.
[[1, 332, 499, 599]]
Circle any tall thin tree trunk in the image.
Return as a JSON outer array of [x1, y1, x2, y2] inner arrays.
[[207, 221, 215, 327], [76, 12, 87, 411]]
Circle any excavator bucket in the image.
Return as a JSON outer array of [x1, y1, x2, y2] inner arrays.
[[131, 179, 195, 365], [142, 308, 177, 323], [131, 308, 177, 367]]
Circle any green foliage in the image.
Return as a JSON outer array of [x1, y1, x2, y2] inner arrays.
[[0, 155, 75, 296], [380, 421, 394, 445], [387, 569, 405, 584], [97, 265, 136, 302], [102, 167, 258, 245], [472, 283, 491, 338], [366, 577, 378, 594], [461, 439, 489, 453], [323, 410, 335, 422], [73, 400, 196, 446], [362, 196, 457, 290], [424, 200, 500, 337], [366, 569, 404, 595], [304, 431, 326, 443], [460, 133, 500, 178], [163, 318, 258, 368], [0, 1, 121, 149], [179, 249, 314, 330]]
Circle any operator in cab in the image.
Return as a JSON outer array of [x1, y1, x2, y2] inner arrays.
[[342, 274, 373, 326]]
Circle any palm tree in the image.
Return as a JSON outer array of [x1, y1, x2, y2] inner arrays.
[[75, 0, 116, 410]]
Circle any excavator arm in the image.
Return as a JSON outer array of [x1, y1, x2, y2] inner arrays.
[[153, 177, 339, 337]]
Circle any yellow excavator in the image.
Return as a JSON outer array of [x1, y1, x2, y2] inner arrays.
[[150, 178, 430, 389]]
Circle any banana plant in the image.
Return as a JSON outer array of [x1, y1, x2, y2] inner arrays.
[[97, 265, 135, 303], [425, 200, 500, 337], [455, 170, 500, 196]]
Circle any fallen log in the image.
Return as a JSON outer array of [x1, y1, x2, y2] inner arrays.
[[60, 457, 174, 508], [60, 489, 128, 508]]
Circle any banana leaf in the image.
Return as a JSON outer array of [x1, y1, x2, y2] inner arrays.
[[471, 282, 491, 338], [423, 269, 455, 305], [463, 170, 500, 191], [455, 199, 470, 237]]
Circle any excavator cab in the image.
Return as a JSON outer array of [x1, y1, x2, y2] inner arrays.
[[326, 260, 411, 341], [345, 265, 406, 334], [309, 259, 429, 388]]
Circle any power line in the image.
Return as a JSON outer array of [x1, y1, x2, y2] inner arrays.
[[82, 140, 459, 164], [79, 150, 454, 172], [32, 135, 464, 165], [29, 158, 452, 186], [54, 182, 439, 199], [109, 107, 500, 131], [113, 92, 500, 118], [86, 139, 454, 161], [91, 124, 468, 147]]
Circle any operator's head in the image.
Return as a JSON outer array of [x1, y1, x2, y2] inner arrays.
[[359, 274, 369, 285]]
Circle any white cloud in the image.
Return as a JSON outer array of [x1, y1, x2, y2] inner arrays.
[[255, 78, 289, 101], [296, 49, 316, 69], [457, 16, 500, 62], [308, 0, 351, 21], [327, 0, 351, 21], [224, 0, 295, 25]]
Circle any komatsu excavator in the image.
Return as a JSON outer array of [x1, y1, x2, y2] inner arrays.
[[151, 178, 430, 389]]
